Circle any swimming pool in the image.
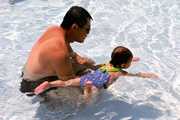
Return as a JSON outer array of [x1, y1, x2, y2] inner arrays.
[[0, 0, 180, 120]]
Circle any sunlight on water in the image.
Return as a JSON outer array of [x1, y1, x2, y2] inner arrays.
[[0, 0, 180, 120]]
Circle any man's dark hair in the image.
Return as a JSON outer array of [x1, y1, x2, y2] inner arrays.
[[61, 6, 92, 29], [110, 46, 133, 67]]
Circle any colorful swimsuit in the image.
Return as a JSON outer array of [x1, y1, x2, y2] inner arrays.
[[80, 64, 122, 88]]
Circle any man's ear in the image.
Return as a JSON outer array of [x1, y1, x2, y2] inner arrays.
[[72, 24, 78, 30]]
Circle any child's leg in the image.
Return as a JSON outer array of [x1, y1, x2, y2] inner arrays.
[[83, 81, 100, 104], [83, 81, 93, 103], [49, 77, 81, 87], [34, 77, 81, 95]]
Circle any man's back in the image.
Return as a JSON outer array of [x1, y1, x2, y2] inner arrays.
[[23, 26, 66, 80]]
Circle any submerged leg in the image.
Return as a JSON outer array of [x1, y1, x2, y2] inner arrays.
[[83, 81, 93, 103]]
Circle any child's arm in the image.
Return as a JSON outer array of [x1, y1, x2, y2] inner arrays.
[[125, 72, 159, 79]]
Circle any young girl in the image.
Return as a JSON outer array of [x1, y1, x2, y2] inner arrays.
[[34, 46, 158, 102]]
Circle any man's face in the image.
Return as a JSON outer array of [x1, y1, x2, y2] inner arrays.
[[74, 19, 91, 43]]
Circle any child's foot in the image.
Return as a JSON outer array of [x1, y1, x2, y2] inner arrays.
[[34, 81, 49, 95]]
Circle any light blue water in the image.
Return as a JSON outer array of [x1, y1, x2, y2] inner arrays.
[[0, 0, 180, 120]]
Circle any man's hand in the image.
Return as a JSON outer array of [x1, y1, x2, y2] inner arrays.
[[77, 56, 95, 65], [75, 53, 96, 70]]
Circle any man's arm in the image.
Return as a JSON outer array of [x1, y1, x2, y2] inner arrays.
[[49, 51, 76, 80], [74, 52, 96, 70]]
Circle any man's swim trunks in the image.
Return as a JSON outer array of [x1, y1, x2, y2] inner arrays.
[[19, 73, 58, 96], [80, 70, 110, 88]]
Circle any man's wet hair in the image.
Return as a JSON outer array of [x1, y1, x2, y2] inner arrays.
[[61, 6, 92, 29], [110, 46, 133, 67]]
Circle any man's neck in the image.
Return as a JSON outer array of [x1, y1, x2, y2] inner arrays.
[[64, 28, 74, 43]]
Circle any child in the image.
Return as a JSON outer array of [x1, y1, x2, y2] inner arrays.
[[34, 46, 158, 102]]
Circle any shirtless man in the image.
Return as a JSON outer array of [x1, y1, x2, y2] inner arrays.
[[20, 6, 95, 96]]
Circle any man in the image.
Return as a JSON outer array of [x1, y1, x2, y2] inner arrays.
[[20, 6, 95, 96]]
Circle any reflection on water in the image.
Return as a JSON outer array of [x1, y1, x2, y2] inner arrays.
[[0, 0, 180, 120], [9, 0, 26, 5]]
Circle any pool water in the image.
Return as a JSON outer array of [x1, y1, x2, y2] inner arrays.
[[0, 0, 180, 120]]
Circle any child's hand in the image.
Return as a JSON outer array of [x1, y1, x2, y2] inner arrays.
[[34, 81, 50, 95], [137, 72, 159, 79], [132, 57, 140, 62]]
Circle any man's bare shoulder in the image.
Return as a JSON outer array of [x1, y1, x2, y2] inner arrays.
[[38, 25, 68, 62], [39, 40, 68, 61], [47, 25, 60, 31], [43, 25, 63, 38]]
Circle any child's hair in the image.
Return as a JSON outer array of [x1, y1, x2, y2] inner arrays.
[[110, 46, 133, 67]]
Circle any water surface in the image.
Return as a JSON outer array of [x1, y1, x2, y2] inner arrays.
[[0, 0, 180, 120]]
